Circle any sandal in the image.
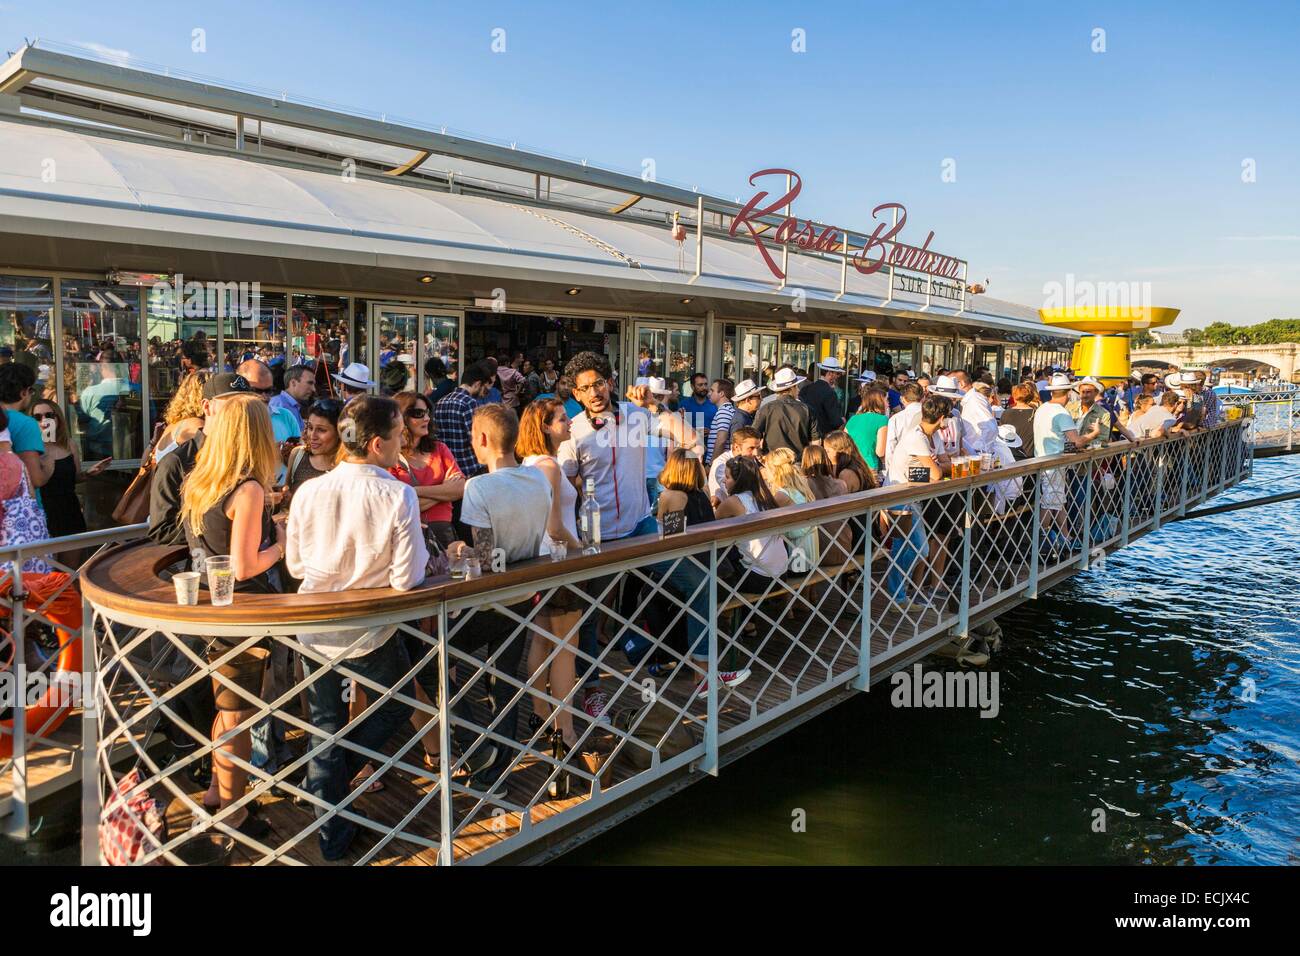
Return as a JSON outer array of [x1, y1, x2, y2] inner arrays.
[[231, 808, 271, 841], [350, 763, 386, 793]]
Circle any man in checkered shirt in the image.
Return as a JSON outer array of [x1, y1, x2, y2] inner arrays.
[[433, 362, 495, 481]]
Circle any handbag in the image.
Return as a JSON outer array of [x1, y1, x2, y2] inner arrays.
[[112, 422, 165, 524]]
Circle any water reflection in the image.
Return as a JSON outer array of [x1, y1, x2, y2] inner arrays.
[[568, 457, 1300, 865]]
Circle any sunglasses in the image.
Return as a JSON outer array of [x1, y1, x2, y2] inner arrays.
[[33, 411, 58, 421], [308, 399, 343, 416], [406, 407, 429, 419]]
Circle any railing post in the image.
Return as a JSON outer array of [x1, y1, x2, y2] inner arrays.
[[1078, 459, 1093, 571], [436, 605, 454, 866], [1152, 442, 1165, 531], [702, 543, 719, 776], [80, 595, 100, 865], [853, 506, 874, 691], [1177, 435, 1191, 517], [1289, 394, 1295, 452], [957, 487, 972, 637], [1027, 469, 1041, 599], [1120, 447, 1133, 546], [7, 558, 28, 840]]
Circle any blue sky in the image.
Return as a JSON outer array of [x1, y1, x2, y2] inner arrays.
[[3, 0, 1297, 329]]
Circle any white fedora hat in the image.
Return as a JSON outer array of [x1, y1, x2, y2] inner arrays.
[[929, 374, 963, 397], [643, 376, 673, 397], [336, 361, 375, 390], [997, 423, 1023, 448], [856, 370, 878, 383], [818, 356, 846, 373], [733, 378, 765, 401], [1178, 371, 1202, 386], [1043, 372, 1076, 391], [769, 367, 806, 392], [1164, 372, 1183, 389], [1075, 376, 1104, 391]]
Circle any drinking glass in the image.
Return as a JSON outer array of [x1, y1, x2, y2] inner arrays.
[[466, 556, 482, 579], [549, 541, 568, 562], [205, 556, 234, 607], [981, 453, 995, 473], [450, 553, 469, 580], [173, 571, 200, 606]]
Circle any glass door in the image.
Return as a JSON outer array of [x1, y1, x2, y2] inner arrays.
[[827, 332, 864, 416], [976, 344, 1002, 380], [368, 304, 462, 395], [633, 321, 702, 393], [741, 328, 779, 388], [779, 330, 817, 379]]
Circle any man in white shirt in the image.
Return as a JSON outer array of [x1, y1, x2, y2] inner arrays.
[[286, 394, 428, 861], [960, 381, 1000, 453], [1032, 373, 1085, 546], [445, 403, 551, 794], [558, 351, 692, 720], [883, 382, 924, 482]]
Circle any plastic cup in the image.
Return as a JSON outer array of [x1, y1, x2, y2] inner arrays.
[[173, 571, 200, 605], [205, 556, 234, 607], [981, 453, 995, 473], [549, 541, 568, 562], [466, 556, 482, 579]]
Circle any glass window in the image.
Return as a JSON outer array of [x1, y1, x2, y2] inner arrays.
[[227, 290, 288, 371], [422, 315, 460, 390], [0, 275, 56, 398], [721, 325, 739, 382], [292, 294, 348, 385], [743, 331, 778, 387], [869, 338, 915, 376], [919, 340, 950, 377], [60, 279, 143, 463], [780, 331, 816, 379], [144, 280, 221, 437]]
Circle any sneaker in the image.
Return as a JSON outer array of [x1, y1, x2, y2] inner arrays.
[[582, 690, 612, 724], [468, 763, 508, 797], [695, 668, 751, 700], [462, 744, 499, 778]]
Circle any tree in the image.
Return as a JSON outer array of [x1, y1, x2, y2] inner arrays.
[[1131, 329, 1154, 348]]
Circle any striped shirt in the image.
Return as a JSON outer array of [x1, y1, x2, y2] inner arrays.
[[706, 402, 736, 464]]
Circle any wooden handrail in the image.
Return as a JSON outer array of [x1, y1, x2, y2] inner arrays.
[[78, 422, 1244, 627]]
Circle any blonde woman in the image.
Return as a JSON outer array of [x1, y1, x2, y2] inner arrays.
[[156, 370, 210, 462], [179, 392, 283, 839], [763, 447, 819, 569]]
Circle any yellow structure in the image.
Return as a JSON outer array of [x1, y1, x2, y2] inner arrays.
[[1038, 307, 1180, 384]]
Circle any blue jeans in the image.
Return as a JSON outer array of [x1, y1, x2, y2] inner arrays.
[[302, 636, 414, 861], [623, 557, 710, 664], [886, 505, 930, 601], [578, 513, 661, 690]]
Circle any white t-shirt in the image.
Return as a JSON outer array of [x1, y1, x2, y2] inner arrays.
[[460, 466, 551, 564], [883, 402, 922, 480], [1033, 402, 1077, 457], [1131, 407, 1176, 438], [708, 450, 734, 502], [0, 427, 10, 444], [558, 402, 653, 540], [887, 425, 943, 486]]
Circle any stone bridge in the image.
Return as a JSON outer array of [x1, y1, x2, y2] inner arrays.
[[1131, 342, 1300, 381]]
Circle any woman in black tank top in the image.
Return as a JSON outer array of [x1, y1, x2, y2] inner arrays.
[[176, 394, 285, 839]]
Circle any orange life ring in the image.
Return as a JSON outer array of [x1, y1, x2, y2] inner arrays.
[[0, 572, 83, 759]]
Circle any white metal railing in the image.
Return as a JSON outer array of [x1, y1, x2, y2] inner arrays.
[[1, 523, 147, 835], [81, 423, 1249, 866], [1221, 391, 1300, 451]]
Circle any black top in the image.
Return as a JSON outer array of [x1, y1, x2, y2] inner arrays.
[[999, 407, 1035, 460], [147, 432, 204, 546], [800, 379, 845, 437], [661, 488, 717, 537], [752, 395, 819, 455], [43, 454, 87, 538], [183, 479, 278, 593]]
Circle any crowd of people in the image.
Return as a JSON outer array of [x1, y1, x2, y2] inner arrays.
[[120, 341, 1227, 859]]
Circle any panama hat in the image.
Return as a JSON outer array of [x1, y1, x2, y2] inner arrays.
[[856, 370, 878, 383], [1074, 376, 1104, 391], [643, 376, 673, 396], [929, 374, 964, 397], [1043, 372, 1076, 392], [768, 367, 806, 392], [1164, 372, 1183, 390], [818, 356, 846, 373], [1178, 371, 1202, 386], [336, 361, 375, 390], [996, 423, 1023, 448], [733, 378, 765, 401]]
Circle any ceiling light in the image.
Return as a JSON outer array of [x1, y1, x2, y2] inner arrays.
[[566, 288, 582, 296], [680, 297, 693, 304], [769, 306, 781, 312], [418, 275, 435, 284]]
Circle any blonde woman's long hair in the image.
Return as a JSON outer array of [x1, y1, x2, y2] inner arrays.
[[180, 393, 278, 537], [763, 447, 814, 502], [164, 370, 210, 426]]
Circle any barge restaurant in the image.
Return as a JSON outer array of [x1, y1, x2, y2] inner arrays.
[[2, 44, 1251, 869], [0, 42, 1078, 526]]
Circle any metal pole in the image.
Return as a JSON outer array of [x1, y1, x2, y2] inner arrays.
[[779, 173, 791, 291], [1120, 448, 1133, 546], [692, 195, 704, 283], [1079, 460, 1093, 571], [853, 506, 874, 691], [80, 594, 100, 865], [957, 488, 972, 637], [1178, 436, 1191, 517], [1289, 394, 1295, 452], [702, 543, 719, 776], [7, 557, 28, 839], [436, 606, 454, 866], [1152, 441, 1165, 531], [1027, 471, 1041, 599]]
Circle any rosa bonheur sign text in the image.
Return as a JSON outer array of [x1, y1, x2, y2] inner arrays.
[[729, 168, 962, 283]]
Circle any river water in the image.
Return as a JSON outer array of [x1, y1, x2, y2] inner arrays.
[[568, 455, 1300, 865]]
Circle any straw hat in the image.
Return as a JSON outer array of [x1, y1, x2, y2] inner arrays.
[[929, 374, 963, 397], [997, 423, 1023, 448], [1164, 372, 1183, 390], [336, 361, 375, 390], [643, 376, 673, 397], [856, 370, 878, 383], [818, 356, 846, 373], [1043, 372, 1076, 392], [733, 378, 765, 401], [1074, 376, 1104, 391], [768, 367, 806, 392]]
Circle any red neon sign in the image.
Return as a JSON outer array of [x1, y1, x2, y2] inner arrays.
[[729, 168, 963, 283]]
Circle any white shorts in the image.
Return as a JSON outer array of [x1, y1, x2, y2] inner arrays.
[[1040, 468, 1067, 511]]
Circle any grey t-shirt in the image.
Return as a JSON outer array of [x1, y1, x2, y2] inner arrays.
[[459, 466, 551, 564]]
